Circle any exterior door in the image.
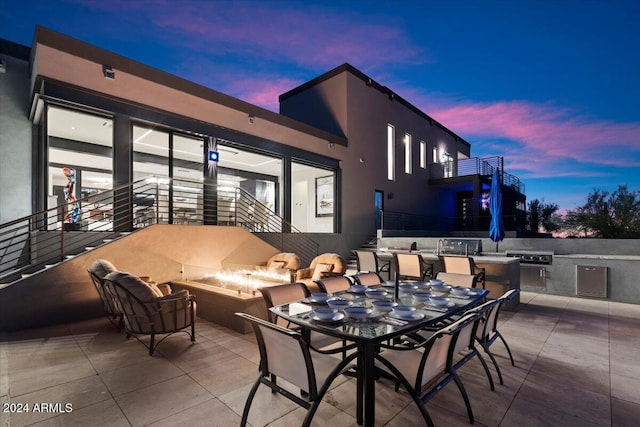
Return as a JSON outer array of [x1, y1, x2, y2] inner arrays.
[[374, 190, 384, 229]]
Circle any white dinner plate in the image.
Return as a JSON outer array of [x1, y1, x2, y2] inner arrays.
[[311, 312, 345, 323], [389, 311, 425, 321]]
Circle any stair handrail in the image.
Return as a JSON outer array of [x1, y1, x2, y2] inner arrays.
[[1, 176, 320, 282]]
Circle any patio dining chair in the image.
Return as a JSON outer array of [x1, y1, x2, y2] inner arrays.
[[469, 288, 519, 385], [235, 313, 358, 427], [439, 256, 486, 289], [375, 311, 494, 426], [354, 250, 391, 280], [393, 252, 433, 282], [259, 282, 341, 351]]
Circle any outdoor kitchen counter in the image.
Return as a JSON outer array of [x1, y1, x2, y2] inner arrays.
[[377, 249, 519, 264], [377, 250, 520, 310]]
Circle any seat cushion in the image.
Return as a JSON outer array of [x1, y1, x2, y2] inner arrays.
[[104, 271, 164, 301], [312, 263, 334, 280], [270, 260, 287, 270]]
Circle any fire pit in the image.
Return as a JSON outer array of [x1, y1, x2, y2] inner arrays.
[[200, 268, 292, 295], [169, 266, 292, 333]]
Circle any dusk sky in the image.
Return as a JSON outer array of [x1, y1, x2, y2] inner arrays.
[[2, 0, 639, 213]]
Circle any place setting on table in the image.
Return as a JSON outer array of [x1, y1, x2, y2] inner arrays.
[[288, 277, 481, 330]]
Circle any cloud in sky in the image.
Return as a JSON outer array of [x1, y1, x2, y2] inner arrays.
[[149, 1, 426, 71], [48, 0, 640, 210], [423, 99, 640, 171]]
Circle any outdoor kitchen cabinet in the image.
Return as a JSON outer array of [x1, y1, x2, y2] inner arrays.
[[473, 256, 520, 310]]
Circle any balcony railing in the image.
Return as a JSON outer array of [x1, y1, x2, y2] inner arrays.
[[0, 176, 319, 283], [430, 156, 525, 194]]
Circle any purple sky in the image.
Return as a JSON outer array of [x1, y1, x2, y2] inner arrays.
[[2, 0, 639, 213]]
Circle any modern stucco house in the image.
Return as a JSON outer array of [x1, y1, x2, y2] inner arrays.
[[1, 26, 531, 329], [1, 26, 525, 251]]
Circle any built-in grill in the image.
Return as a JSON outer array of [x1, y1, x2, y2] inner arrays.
[[506, 250, 553, 265], [438, 239, 483, 256], [506, 250, 553, 288]]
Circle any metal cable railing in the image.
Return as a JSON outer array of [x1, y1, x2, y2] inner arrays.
[[430, 156, 524, 194], [0, 176, 319, 283]]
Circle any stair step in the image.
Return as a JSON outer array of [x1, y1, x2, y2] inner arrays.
[[21, 273, 33, 278]]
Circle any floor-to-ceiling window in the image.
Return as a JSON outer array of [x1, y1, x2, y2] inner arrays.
[[132, 125, 171, 225], [45, 105, 335, 232], [47, 106, 113, 230], [216, 140, 282, 231], [291, 162, 335, 233], [172, 133, 204, 224]]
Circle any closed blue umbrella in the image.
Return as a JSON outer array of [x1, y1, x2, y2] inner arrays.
[[489, 168, 505, 252]]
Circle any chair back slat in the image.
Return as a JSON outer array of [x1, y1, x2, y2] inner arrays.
[[258, 323, 312, 393], [316, 276, 352, 293], [441, 256, 473, 274], [259, 283, 309, 326], [435, 272, 478, 288], [418, 334, 451, 389], [394, 253, 424, 279], [353, 272, 384, 287], [355, 250, 377, 272]]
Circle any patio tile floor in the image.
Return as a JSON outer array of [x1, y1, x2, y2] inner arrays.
[[2, 291, 639, 426]]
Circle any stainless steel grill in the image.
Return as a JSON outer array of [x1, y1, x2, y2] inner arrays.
[[506, 250, 553, 265], [506, 250, 554, 289]]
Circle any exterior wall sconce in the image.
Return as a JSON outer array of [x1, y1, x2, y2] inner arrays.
[[328, 142, 335, 149], [102, 65, 115, 79], [388, 92, 395, 100], [359, 157, 365, 163], [248, 114, 255, 123], [366, 78, 373, 86]]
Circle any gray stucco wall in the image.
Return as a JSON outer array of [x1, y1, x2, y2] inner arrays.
[[281, 67, 474, 253], [0, 54, 32, 223]]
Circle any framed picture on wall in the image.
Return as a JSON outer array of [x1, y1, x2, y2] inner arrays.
[[315, 175, 334, 217]]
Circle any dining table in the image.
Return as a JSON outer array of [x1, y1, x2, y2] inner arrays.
[[269, 280, 488, 426]]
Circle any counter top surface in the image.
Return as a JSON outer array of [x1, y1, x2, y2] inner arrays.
[[554, 254, 640, 261], [377, 250, 519, 264]]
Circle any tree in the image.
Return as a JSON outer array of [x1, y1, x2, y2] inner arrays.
[[527, 198, 560, 233], [565, 185, 640, 238]]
